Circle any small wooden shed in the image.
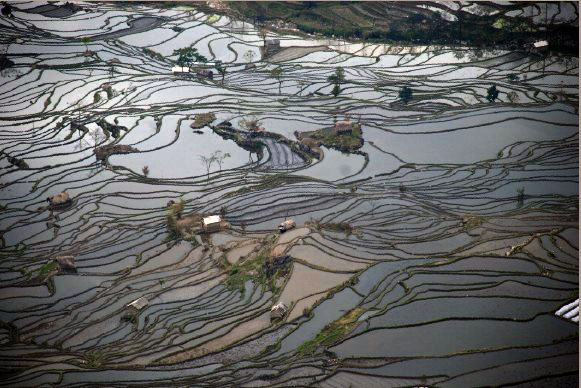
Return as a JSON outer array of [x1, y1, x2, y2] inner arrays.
[[278, 219, 296, 233], [333, 120, 353, 135], [529, 40, 549, 53], [47, 192, 72, 209], [126, 297, 148, 316], [265, 39, 280, 50], [55, 255, 76, 272], [172, 66, 190, 74], [533, 40, 548, 49], [270, 302, 288, 320], [196, 69, 213, 79], [203, 215, 222, 233]]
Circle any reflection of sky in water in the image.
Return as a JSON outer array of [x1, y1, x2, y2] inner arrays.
[[0, 3, 578, 386], [366, 104, 578, 165], [299, 147, 366, 182], [110, 120, 250, 179]]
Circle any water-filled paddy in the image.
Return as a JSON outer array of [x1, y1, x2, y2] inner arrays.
[[0, 1, 578, 387]]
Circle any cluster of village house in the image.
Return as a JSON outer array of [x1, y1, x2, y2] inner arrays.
[[171, 39, 282, 78], [171, 38, 549, 80], [126, 216, 294, 320], [46, 191, 296, 320]]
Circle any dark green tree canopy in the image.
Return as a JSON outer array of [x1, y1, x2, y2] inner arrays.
[[215, 60, 226, 74], [331, 84, 342, 98], [399, 86, 413, 103], [215, 60, 226, 82], [174, 47, 208, 67], [328, 67, 345, 97], [486, 85, 499, 102], [327, 67, 345, 85]]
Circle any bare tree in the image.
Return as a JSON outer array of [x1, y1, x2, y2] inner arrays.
[[86, 128, 106, 149], [507, 91, 519, 103], [244, 50, 255, 63], [75, 127, 106, 151], [73, 99, 85, 121], [258, 29, 267, 45], [199, 154, 216, 180], [214, 150, 231, 171], [270, 66, 283, 94]]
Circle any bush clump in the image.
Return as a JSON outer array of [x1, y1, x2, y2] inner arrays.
[[166, 198, 185, 237], [191, 112, 216, 129]]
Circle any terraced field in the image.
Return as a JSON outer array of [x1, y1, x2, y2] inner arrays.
[[0, 1, 578, 387]]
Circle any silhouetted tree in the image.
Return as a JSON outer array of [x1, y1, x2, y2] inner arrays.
[[270, 66, 283, 94], [1, 2, 14, 18], [244, 50, 255, 63], [81, 36, 91, 52], [398, 86, 413, 103], [486, 85, 499, 102], [215, 60, 226, 83], [199, 154, 216, 180], [174, 47, 207, 67], [327, 67, 345, 85], [331, 84, 341, 97], [328, 67, 345, 97]]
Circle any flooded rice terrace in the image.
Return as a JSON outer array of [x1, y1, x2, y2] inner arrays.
[[0, 1, 578, 386]]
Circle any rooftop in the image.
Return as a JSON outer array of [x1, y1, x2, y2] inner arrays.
[[203, 215, 221, 225], [127, 296, 148, 310], [533, 40, 549, 48], [172, 66, 190, 73]]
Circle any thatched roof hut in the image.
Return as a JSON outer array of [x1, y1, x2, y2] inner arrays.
[[279, 219, 296, 233], [126, 297, 148, 315], [172, 66, 190, 74], [334, 120, 354, 134], [270, 302, 288, 320], [47, 192, 72, 208], [203, 215, 222, 232], [55, 255, 76, 272], [196, 69, 213, 79]]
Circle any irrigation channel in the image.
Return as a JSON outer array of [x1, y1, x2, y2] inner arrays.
[[0, 2, 578, 387]]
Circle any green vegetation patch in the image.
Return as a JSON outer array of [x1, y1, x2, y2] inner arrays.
[[166, 198, 201, 244], [297, 306, 366, 356], [207, 14, 220, 24], [224, 248, 269, 292], [223, 235, 286, 295], [308, 219, 357, 235], [320, 221, 355, 235], [142, 47, 164, 61], [492, 18, 509, 29], [37, 260, 59, 277], [301, 124, 363, 152]]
